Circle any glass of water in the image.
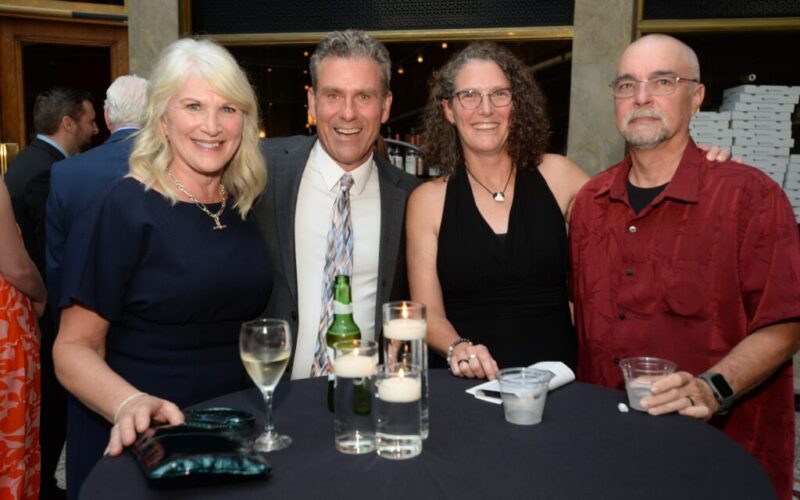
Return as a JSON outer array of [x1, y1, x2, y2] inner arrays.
[[374, 364, 422, 460], [239, 318, 292, 451]]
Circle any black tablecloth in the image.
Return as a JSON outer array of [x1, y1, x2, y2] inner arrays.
[[80, 370, 775, 499]]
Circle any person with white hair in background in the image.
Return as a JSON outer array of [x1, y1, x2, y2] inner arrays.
[[47, 74, 149, 310]]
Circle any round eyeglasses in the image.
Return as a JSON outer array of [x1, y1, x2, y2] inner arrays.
[[451, 88, 512, 110], [609, 76, 699, 98]]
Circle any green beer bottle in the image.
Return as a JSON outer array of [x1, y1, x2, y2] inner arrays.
[[326, 275, 362, 412]]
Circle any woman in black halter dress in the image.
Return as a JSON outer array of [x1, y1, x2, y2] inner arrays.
[[407, 42, 588, 379]]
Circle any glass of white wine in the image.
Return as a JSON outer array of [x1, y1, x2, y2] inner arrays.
[[239, 318, 293, 451]]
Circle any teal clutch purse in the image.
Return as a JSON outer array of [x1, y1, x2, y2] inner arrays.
[[131, 407, 271, 488]]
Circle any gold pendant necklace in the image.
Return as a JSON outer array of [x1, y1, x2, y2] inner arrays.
[[167, 168, 228, 230], [465, 162, 514, 202]]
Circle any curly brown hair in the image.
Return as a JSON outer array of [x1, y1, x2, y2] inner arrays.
[[420, 42, 550, 175]]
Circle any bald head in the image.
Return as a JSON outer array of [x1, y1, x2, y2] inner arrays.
[[619, 34, 700, 81]]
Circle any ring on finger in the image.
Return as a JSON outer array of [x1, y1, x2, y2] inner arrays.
[[457, 358, 470, 366], [468, 354, 477, 360], [686, 395, 695, 406]]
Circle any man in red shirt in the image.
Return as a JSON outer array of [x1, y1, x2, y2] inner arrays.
[[569, 34, 800, 499]]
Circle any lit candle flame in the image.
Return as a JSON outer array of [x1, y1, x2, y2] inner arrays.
[[401, 302, 409, 319], [399, 368, 405, 378]]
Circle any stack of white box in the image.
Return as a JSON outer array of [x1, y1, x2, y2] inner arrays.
[[721, 85, 799, 186], [786, 155, 800, 221], [689, 111, 732, 148]]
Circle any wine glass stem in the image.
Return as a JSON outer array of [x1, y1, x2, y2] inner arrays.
[[262, 389, 275, 434]]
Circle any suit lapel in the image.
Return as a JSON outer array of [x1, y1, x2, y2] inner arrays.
[[375, 155, 406, 327], [275, 136, 316, 304]]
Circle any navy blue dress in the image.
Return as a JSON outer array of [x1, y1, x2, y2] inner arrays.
[[59, 177, 272, 499]]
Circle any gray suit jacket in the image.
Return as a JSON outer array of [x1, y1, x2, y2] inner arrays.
[[255, 135, 420, 361]]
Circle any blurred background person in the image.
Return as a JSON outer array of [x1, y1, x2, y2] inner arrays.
[[0, 177, 46, 500], [5, 87, 98, 278], [407, 42, 588, 379], [3, 85, 97, 500], [52, 38, 270, 499], [47, 75, 149, 313]]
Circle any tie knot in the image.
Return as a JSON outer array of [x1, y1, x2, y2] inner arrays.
[[339, 174, 354, 191]]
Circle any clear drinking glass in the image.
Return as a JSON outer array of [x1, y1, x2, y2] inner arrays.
[[239, 318, 293, 451]]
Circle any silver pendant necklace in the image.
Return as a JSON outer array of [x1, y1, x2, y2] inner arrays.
[[465, 163, 514, 202], [167, 168, 228, 230]]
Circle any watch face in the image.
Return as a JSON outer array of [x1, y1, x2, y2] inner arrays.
[[709, 373, 734, 399]]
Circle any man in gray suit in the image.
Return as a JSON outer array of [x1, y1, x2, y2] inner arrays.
[[256, 30, 419, 379]]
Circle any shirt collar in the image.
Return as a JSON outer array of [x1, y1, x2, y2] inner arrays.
[[113, 126, 140, 133], [596, 139, 702, 205], [310, 140, 375, 196], [36, 134, 70, 158]]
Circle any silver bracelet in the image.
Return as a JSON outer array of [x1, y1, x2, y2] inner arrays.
[[113, 392, 148, 424], [446, 337, 472, 367]]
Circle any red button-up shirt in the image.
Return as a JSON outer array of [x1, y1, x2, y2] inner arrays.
[[569, 140, 800, 499]]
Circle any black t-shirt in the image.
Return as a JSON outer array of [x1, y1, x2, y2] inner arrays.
[[627, 180, 668, 214]]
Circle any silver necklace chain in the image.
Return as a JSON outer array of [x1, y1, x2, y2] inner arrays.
[[464, 162, 515, 202], [167, 168, 228, 230]]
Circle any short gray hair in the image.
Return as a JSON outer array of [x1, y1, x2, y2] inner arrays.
[[309, 30, 391, 95], [104, 75, 148, 127]]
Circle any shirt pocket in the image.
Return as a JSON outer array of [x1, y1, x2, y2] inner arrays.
[[659, 260, 712, 319]]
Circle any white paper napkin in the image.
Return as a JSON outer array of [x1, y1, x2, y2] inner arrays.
[[465, 361, 576, 404]]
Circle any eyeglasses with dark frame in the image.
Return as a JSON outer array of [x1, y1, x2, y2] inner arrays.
[[609, 75, 699, 98], [451, 88, 513, 110]]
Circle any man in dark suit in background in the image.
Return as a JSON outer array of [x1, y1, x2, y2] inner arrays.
[[5, 87, 98, 276], [47, 75, 148, 310], [256, 30, 419, 379], [4, 85, 97, 500]]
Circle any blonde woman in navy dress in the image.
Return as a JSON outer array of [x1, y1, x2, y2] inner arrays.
[[53, 38, 270, 499]]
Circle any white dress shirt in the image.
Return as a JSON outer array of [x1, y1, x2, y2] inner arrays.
[[291, 141, 381, 379]]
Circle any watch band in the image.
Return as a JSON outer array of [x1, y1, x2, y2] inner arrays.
[[698, 371, 735, 415]]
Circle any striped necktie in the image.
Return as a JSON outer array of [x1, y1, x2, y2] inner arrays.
[[310, 173, 355, 377]]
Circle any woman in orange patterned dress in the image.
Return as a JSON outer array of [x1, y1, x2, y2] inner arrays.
[[0, 178, 46, 499]]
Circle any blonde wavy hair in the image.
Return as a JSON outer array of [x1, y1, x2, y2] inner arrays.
[[129, 37, 266, 218]]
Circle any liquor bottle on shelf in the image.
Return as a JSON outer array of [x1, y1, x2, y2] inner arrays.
[[405, 148, 418, 176], [388, 134, 404, 169], [326, 275, 361, 412], [404, 131, 418, 176]]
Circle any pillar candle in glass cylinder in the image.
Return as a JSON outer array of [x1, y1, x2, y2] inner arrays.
[[382, 301, 428, 439], [333, 340, 378, 454], [374, 365, 422, 459]]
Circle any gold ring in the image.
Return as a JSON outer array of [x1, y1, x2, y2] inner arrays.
[[457, 358, 469, 366], [687, 395, 695, 406]]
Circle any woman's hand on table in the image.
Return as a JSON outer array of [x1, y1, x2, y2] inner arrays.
[[105, 395, 184, 456], [639, 371, 715, 420], [449, 342, 499, 380]]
